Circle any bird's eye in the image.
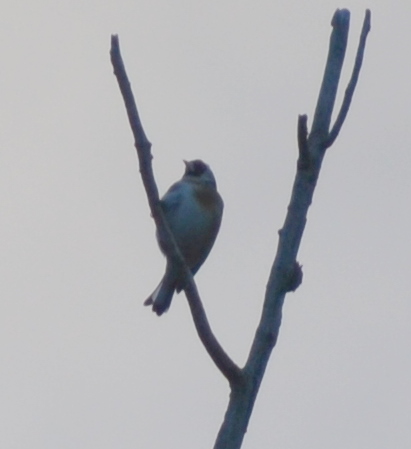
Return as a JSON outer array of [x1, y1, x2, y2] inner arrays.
[[193, 161, 206, 174]]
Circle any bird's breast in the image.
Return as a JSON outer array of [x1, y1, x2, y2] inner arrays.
[[160, 182, 223, 267]]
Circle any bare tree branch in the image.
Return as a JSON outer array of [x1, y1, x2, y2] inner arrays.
[[110, 35, 241, 384], [310, 9, 350, 144], [110, 36, 157, 212], [184, 280, 243, 383], [297, 114, 309, 169], [213, 9, 371, 449], [326, 9, 372, 147]]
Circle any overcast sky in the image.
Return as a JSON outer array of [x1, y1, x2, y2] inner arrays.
[[1, 1, 410, 448]]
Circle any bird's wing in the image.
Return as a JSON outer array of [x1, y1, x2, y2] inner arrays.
[[160, 181, 184, 215]]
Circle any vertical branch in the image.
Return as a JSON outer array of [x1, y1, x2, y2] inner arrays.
[[326, 9, 371, 147], [310, 9, 350, 143], [213, 9, 371, 449]]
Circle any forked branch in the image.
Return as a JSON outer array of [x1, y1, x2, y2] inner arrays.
[[110, 7, 371, 449], [213, 9, 371, 449], [326, 9, 371, 147]]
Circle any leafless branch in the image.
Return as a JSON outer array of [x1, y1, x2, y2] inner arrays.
[[297, 114, 309, 169], [110, 35, 241, 384], [213, 9, 371, 449], [184, 281, 243, 383], [326, 9, 371, 147], [310, 9, 350, 145]]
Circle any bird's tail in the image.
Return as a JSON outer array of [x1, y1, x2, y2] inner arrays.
[[144, 268, 177, 316]]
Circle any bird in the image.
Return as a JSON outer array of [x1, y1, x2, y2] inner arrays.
[[144, 159, 223, 316]]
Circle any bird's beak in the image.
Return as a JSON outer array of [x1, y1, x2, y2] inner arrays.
[[183, 160, 190, 172]]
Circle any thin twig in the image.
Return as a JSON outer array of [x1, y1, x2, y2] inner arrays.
[[110, 34, 241, 384], [185, 281, 243, 383], [326, 9, 371, 148], [110, 35, 157, 209], [310, 9, 350, 145], [297, 114, 309, 169]]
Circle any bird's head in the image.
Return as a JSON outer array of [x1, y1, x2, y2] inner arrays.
[[183, 159, 217, 187]]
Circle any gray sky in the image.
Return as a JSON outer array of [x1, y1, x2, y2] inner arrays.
[[1, 1, 410, 448]]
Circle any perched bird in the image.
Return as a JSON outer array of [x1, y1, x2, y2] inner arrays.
[[144, 159, 223, 316]]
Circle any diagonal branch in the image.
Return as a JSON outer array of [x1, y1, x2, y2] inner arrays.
[[326, 9, 371, 148], [184, 280, 243, 383], [110, 35, 158, 212], [110, 35, 241, 384]]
